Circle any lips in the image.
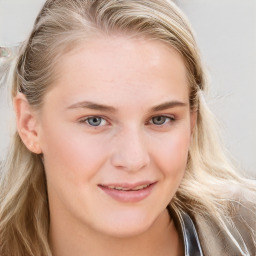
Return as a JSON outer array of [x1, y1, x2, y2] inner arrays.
[[98, 182, 156, 203], [103, 183, 151, 191]]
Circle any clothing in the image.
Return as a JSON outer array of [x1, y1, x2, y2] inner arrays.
[[169, 192, 256, 256], [194, 206, 256, 256], [172, 209, 203, 256]]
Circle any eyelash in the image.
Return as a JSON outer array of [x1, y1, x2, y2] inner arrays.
[[79, 116, 108, 127], [148, 115, 175, 126], [79, 115, 175, 127]]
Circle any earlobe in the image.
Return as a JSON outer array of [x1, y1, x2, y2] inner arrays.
[[13, 93, 42, 154]]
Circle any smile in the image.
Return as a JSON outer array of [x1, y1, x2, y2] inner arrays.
[[107, 184, 151, 191], [98, 182, 156, 203]]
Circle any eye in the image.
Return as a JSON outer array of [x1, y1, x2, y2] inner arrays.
[[81, 116, 107, 127], [150, 115, 174, 126]]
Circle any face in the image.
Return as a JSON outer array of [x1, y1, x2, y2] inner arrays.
[[36, 35, 195, 237]]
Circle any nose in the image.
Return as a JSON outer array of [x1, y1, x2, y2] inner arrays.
[[110, 128, 150, 172]]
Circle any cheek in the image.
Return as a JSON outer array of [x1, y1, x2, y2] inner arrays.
[[153, 128, 191, 176], [40, 123, 109, 185]]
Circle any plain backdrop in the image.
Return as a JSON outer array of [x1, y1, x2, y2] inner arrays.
[[0, 0, 255, 177]]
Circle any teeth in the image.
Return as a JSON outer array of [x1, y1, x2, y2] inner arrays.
[[108, 186, 130, 191], [108, 184, 150, 191], [132, 184, 150, 190]]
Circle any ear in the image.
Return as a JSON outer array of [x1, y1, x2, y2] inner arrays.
[[13, 93, 42, 154]]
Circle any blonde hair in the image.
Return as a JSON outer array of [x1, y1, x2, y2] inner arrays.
[[0, 0, 255, 255]]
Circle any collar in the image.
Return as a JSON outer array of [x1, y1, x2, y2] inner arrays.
[[168, 206, 204, 256]]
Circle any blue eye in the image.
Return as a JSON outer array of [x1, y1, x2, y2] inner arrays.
[[84, 116, 107, 126], [151, 116, 174, 125]]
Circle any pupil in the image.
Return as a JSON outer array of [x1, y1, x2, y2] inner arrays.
[[89, 117, 101, 126], [153, 116, 165, 125]]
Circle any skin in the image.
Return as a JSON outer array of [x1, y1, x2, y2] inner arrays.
[[15, 35, 196, 256]]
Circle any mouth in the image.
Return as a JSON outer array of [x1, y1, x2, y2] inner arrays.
[[98, 182, 156, 203], [102, 183, 152, 191]]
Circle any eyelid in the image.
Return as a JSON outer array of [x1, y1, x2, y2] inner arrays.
[[148, 114, 175, 125], [150, 114, 175, 120]]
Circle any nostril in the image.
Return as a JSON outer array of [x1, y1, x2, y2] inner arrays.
[[110, 130, 150, 171], [110, 147, 150, 171]]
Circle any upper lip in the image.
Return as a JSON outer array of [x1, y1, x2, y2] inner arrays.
[[98, 181, 156, 190]]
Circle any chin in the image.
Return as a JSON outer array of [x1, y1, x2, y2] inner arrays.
[[93, 210, 158, 238], [102, 223, 152, 238]]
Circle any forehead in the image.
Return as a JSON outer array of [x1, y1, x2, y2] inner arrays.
[[47, 35, 189, 108]]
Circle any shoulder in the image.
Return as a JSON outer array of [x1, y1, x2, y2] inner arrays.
[[193, 185, 256, 256]]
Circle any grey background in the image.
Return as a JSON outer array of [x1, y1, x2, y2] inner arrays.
[[0, 0, 255, 177]]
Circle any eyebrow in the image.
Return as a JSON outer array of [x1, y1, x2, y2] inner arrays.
[[67, 101, 116, 112], [66, 100, 187, 112], [150, 101, 187, 112]]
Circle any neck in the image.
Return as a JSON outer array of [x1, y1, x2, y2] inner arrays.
[[49, 209, 183, 256]]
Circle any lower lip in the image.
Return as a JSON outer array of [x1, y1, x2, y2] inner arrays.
[[98, 183, 156, 203]]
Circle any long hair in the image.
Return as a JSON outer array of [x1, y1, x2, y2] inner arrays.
[[0, 1, 255, 255]]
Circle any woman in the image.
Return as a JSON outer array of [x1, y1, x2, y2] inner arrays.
[[0, 0, 255, 255]]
